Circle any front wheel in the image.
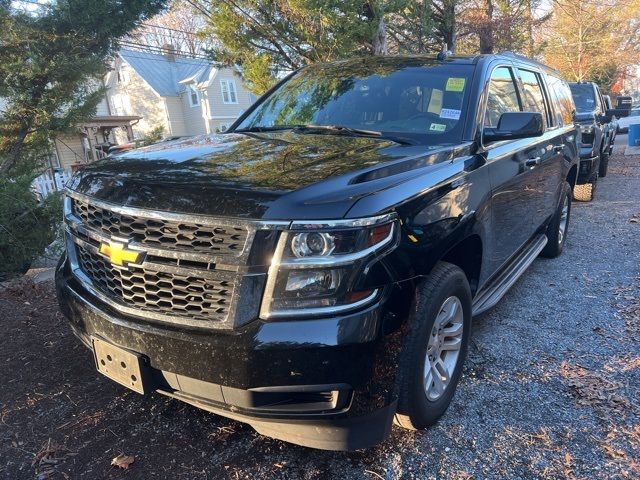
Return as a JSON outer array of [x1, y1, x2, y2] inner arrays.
[[394, 262, 472, 430], [541, 182, 572, 258]]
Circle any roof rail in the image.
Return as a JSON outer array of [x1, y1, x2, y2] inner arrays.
[[497, 50, 560, 75], [498, 50, 534, 62]]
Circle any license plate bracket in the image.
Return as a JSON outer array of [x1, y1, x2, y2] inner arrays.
[[92, 337, 146, 394]]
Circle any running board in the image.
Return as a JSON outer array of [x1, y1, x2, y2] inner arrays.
[[471, 234, 547, 317]]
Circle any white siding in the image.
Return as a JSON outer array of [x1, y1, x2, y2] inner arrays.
[[163, 97, 188, 136], [105, 59, 169, 139], [180, 89, 207, 136], [205, 69, 253, 127], [101, 57, 255, 140], [95, 97, 111, 116], [55, 135, 86, 169]]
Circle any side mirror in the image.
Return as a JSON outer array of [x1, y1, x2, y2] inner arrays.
[[600, 111, 613, 123], [483, 112, 544, 143], [607, 108, 630, 119]]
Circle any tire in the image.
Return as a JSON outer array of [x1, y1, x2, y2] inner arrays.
[[599, 153, 609, 177], [394, 262, 472, 430], [541, 182, 572, 258], [574, 174, 597, 202]]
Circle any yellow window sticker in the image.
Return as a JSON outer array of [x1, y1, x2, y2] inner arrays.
[[446, 78, 466, 92], [427, 89, 443, 114], [429, 123, 446, 132]]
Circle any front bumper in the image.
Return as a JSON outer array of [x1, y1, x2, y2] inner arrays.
[[577, 153, 599, 184], [55, 256, 400, 450]]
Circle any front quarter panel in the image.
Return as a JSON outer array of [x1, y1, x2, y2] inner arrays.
[[350, 146, 491, 288]]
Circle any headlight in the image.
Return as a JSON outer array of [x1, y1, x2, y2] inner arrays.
[[286, 222, 393, 260], [580, 124, 595, 134], [291, 232, 336, 257], [285, 269, 343, 297], [260, 214, 397, 318]]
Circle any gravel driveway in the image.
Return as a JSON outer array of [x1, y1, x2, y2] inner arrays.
[[1, 153, 639, 480]]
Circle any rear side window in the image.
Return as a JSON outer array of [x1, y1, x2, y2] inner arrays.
[[547, 76, 575, 125], [484, 66, 521, 128], [518, 69, 549, 128]]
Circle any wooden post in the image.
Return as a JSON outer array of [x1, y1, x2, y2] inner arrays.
[[87, 126, 99, 163]]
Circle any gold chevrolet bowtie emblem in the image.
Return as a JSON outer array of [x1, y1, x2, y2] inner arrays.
[[99, 241, 144, 267]]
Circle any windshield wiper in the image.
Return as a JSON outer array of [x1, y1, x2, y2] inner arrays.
[[295, 124, 414, 145], [234, 124, 414, 144], [233, 125, 299, 133], [295, 124, 382, 136]]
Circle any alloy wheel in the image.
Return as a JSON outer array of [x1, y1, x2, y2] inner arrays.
[[424, 296, 464, 401], [558, 195, 569, 245]]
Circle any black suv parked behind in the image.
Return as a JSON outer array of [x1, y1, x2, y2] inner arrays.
[[569, 81, 616, 201], [56, 53, 579, 450]]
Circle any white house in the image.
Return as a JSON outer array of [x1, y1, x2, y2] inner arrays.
[[12, 47, 256, 185], [106, 47, 255, 140]]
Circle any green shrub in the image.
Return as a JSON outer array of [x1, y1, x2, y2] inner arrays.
[[142, 125, 165, 146], [0, 174, 62, 279]]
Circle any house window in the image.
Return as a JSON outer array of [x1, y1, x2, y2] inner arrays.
[[188, 85, 200, 107], [221, 80, 238, 104]]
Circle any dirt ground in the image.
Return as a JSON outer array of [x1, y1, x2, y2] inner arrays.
[[1, 153, 639, 480]]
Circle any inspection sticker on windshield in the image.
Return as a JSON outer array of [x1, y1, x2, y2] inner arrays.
[[429, 123, 446, 132], [440, 108, 461, 120], [446, 78, 465, 92]]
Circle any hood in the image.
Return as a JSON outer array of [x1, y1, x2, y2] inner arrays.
[[68, 132, 459, 220]]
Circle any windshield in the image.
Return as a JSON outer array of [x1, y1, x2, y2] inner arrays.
[[235, 60, 475, 145], [569, 83, 597, 112]]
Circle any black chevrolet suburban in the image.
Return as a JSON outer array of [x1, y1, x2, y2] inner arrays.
[[56, 53, 579, 451], [569, 81, 615, 201]]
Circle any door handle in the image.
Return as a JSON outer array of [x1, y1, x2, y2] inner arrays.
[[554, 144, 565, 152], [525, 157, 541, 167]]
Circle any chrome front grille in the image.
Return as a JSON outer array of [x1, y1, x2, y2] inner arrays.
[[62, 191, 280, 330], [76, 241, 235, 323], [72, 198, 248, 256]]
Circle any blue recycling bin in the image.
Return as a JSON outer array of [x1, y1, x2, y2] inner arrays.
[[629, 123, 640, 146]]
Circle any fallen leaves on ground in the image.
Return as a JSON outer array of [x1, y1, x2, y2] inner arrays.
[[612, 279, 640, 338], [111, 453, 135, 469], [32, 439, 72, 479], [557, 280, 640, 479], [498, 426, 578, 479], [619, 302, 640, 336], [559, 362, 630, 414], [601, 425, 640, 479], [606, 355, 640, 373]]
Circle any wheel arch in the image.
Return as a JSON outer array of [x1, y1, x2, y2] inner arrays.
[[566, 164, 578, 190], [440, 234, 483, 296]]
